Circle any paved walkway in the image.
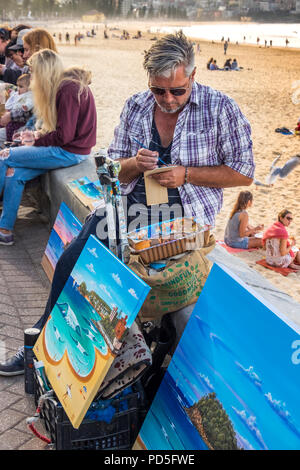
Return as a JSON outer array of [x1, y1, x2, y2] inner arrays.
[[0, 198, 52, 450]]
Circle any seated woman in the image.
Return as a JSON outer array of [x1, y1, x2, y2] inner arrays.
[[224, 191, 263, 249], [0, 49, 97, 245], [206, 57, 213, 69], [263, 209, 300, 270], [224, 58, 232, 70], [0, 28, 59, 132], [231, 58, 239, 70], [209, 59, 219, 70]]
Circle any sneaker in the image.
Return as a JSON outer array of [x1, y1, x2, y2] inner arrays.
[[0, 347, 24, 376], [0, 232, 14, 246]]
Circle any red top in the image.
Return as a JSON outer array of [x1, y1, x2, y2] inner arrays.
[[34, 80, 97, 155]]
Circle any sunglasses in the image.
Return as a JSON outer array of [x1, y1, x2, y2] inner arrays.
[[286, 216, 293, 221], [149, 78, 191, 97]]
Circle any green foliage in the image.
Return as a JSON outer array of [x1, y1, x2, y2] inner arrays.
[[100, 313, 117, 341], [0, 0, 188, 20], [79, 282, 111, 316], [191, 392, 239, 450]]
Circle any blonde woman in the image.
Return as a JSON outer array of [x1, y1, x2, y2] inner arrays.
[[0, 49, 97, 245]]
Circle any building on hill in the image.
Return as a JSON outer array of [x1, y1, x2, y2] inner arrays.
[[82, 10, 105, 22]]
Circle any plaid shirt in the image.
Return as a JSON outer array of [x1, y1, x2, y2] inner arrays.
[[108, 82, 254, 226]]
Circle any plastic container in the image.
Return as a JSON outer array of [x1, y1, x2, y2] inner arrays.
[[33, 366, 147, 450]]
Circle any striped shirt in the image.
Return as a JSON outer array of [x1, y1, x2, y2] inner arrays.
[[108, 82, 255, 227]]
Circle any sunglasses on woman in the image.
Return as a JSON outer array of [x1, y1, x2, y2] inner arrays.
[[286, 216, 293, 221], [149, 78, 191, 97]]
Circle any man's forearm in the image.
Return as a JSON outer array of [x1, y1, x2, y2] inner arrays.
[[117, 159, 253, 188], [186, 165, 253, 188], [117, 157, 141, 184]]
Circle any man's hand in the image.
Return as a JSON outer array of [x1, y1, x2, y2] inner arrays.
[[0, 112, 11, 127], [152, 166, 185, 188], [136, 148, 158, 173]]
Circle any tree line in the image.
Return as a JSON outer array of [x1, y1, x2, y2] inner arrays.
[[0, 0, 189, 20]]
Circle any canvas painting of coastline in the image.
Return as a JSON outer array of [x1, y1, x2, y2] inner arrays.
[[41, 202, 83, 281], [135, 263, 300, 450], [67, 176, 104, 211], [34, 234, 151, 429]]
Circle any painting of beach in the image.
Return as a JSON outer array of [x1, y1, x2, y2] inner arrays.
[[135, 263, 300, 450], [34, 234, 150, 429], [67, 176, 104, 211], [41, 202, 83, 281]]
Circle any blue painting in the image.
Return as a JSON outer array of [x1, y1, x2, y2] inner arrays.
[[68, 177, 104, 210], [42, 202, 82, 280], [135, 263, 300, 450]]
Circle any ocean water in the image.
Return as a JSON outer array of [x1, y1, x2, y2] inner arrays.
[[45, 228, 64, 269], [150, 23, 300, 48], [140, 370, 209, 450], [45, 276, 108, 378], [78, 182, 103, 201], [45, 203, 82, 269]]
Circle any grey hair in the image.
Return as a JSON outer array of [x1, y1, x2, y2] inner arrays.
[[143, 30, 195, 78]]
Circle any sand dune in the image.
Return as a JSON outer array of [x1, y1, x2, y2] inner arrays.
[[46, 20, 300, 306]]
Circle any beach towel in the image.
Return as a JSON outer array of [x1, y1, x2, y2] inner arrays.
[[263, 221, 288, 242], [216, 240, 258, 254], [256, 258, 297, 276]]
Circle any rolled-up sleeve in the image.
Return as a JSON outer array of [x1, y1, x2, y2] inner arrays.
[[217, 97, 255, 179]]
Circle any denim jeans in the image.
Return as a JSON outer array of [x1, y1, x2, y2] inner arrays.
[[0, 145, 88, 230], [224, 236, 249, 249]]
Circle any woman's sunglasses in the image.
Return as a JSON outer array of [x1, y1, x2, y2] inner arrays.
[[149, 78, 191, 97], [286, 216, 293, 221]]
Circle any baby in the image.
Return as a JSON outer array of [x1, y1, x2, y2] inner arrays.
[[0, 74, 34, 146], [5, 73, 33, 115]]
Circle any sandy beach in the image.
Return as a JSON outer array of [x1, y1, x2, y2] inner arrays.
[[44, 19, 300, 307]]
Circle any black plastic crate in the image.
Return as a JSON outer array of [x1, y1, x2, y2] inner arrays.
[[33, 367, 148, 450]]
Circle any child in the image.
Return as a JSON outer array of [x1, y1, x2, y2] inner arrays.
[[0, 73, 33, 146]]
